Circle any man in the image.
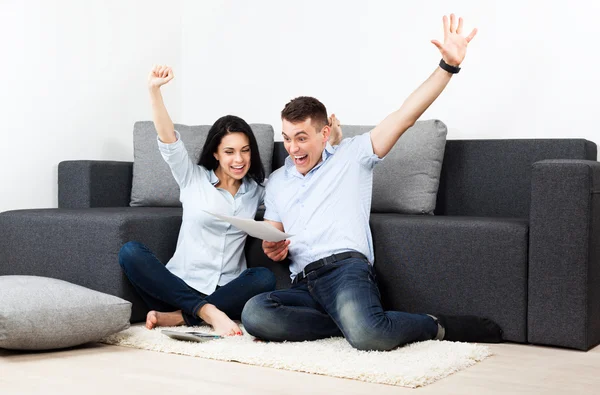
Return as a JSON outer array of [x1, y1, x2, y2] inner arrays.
[[241, 14, 503, 350]]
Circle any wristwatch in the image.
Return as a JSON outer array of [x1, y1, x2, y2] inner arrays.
[[439, 59, 461, 74]]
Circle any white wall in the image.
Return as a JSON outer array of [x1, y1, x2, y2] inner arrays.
[[2, 0, 599, 212], [181, 0, 600, 143], [0, 0, 183, 212]]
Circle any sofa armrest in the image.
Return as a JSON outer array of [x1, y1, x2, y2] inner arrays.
[[0, 207, 182, 322], [528, 159, 600, 350], [58, 161, 133, 208]]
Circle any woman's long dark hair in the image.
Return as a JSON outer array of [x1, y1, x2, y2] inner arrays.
[[198, 115, 265, 185]]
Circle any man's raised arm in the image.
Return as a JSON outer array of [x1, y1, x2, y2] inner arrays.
[[370, 14, 477, 158]]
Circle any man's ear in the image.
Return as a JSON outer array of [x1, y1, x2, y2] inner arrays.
[[322, 125, 331, 142]]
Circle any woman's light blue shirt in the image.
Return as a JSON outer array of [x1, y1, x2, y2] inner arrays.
[[158, 131, 264, 294]]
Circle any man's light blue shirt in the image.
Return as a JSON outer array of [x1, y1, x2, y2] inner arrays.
[[264, 132, 382, 280]]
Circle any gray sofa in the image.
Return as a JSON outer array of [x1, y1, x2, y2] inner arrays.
[[1, 138, 599, 350]]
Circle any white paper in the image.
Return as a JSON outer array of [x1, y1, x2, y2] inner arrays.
[[204, 211, 293, 242]]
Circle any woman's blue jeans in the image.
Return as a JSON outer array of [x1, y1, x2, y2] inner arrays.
[[118, 241, 276, 326]]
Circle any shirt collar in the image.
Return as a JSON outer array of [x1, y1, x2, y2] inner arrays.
[[209, 169, 220, 186], [285, 143, 335, 177], [210, 169, 249, 195]]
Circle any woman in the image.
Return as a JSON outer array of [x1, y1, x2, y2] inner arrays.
[[119, 65, 343, 336], [118, 65, 276, 337]]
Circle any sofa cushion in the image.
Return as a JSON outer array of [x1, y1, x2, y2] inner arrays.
[[343, 120, 447, 214], [0, 276, 131, 350], [130, 121, 274, 207]]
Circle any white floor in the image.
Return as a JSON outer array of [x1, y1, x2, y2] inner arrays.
[[1, 341, 599, 394]]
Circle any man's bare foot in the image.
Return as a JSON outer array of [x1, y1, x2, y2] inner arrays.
[[198, 304, 242, 336], [145, 310, 185, 329]]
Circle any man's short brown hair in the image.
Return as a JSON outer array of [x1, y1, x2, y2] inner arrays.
[[281, 96, 328, 130]]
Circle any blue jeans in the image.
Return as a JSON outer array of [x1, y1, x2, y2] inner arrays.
[[241, 257, 438, 351], [119, 241, 276, 326]]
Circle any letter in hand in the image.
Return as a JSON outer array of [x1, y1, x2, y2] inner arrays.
[[262, 239, 290, 262], [430, 14, 477, 67], [328, 114, 343, 146], [148, 65, 174, 89]]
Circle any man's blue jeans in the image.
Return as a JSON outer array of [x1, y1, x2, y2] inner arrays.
[[119, 241, 276, 326], [241, 257, 438, 351]]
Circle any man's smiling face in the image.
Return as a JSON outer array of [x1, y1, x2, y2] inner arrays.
[[282, 117, 330, 176]]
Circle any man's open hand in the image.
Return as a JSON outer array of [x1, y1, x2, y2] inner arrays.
[[431, 14, 477, 67]]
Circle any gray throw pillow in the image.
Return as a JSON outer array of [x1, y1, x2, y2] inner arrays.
[[0, 276, 131, 350], [130, 121, 274, 207], [343, 119, 447, 214]]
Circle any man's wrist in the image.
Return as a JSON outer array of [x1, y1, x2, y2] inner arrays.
[[439, 59, 461, 74]]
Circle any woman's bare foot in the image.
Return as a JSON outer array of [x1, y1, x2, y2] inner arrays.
[[198, 304, 242, 336], [145, 310, 185, 329]]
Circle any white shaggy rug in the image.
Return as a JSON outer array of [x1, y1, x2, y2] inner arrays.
[[101, 325, 492, 388]]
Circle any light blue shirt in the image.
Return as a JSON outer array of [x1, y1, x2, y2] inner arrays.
[[264, 132, 382, 280], [158, 131, 264, 294]]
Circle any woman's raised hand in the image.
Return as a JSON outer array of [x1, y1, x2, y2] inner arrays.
[[148, 65, 174, 89]]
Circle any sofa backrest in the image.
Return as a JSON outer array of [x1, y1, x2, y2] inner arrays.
[[435, 139, 596, 218], [271, 138, 597, 218]]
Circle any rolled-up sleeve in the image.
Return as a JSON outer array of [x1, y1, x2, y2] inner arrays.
[[157, 130, 198, 189], [356, 132, 383, 169], [337, 132, 383, 169]]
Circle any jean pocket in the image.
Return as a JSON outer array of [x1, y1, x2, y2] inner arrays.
[[308, 261, 345, 283], [366, 264, 381, 295], [368, 264, 378, 282]]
